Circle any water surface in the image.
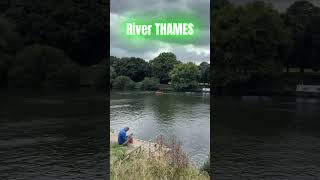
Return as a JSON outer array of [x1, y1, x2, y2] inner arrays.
[[0, 89, 107, 180], [213, 96, 320, 179], [111, 91, 210, 167]]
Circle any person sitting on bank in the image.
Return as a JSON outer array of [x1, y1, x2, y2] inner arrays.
[[118, 127, 133, 146]]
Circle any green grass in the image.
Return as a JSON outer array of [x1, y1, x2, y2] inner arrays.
[[111, 143, 126, 160], [111, 152, 210, 180]]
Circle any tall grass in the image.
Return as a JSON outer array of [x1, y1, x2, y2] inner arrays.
[[111, 143, 126, 159], [111, 136, 210, 180], [111, 152, 209, 180]]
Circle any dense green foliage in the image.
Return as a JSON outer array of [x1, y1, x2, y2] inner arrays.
[[199, 62, 210, 84], [170, 63, 200, 91], [0, 1, 107, 89], [112, 76, 136, 90], [111, 56, 151, 82], [110, 53, 209, 91], [0, 17, 20, 86], [284, 0, 320, 72], [213, 1, 290, 87], [8, 45, 80, 88], [3, 0, 107, 65], [212, 0, 320, 89], [140, 77, 160, 90], [149, 52, 181, 84]]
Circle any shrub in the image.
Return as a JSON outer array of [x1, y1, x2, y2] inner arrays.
[[111, 135, 210, 179], [8, 44, 80, 88], [112, 76, 136, 90], [47, 63, 80, 88], [200, 157, 210, 176], [140, 77, 160, 90], [111, 143, 126, 159]]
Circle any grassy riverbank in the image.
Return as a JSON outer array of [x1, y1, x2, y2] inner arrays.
[[110, 143, 210, 180]]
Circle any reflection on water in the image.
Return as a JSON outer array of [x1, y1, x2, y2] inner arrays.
[[0, 89, 107, 180], [111, 91, 210, 167], [213, 96, 320, 179]]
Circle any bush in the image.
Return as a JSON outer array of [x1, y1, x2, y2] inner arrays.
[[47, 63, 80, 88], [200, 158, 210, 176], [111, 143, 126, 159], [112, 76, 136, 90], [140, 77, 160, 90], [8, 44, 80, 88], [0, 17, 21, 54]]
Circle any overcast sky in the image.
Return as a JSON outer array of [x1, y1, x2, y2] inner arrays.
[[110, 0, 210, 64]]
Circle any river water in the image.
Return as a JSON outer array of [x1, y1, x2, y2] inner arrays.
[[0, 89, 107, 180], [110, 91, 210, 167], [213, 96, 320, 179]]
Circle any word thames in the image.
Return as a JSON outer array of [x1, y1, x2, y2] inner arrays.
[[126, 23, 194, 36]]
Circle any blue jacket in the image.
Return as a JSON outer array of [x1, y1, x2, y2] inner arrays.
[[118, 128, 127, 145]]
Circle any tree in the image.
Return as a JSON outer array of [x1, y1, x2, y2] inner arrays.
[[110, 66, 117, 88], [305, 14, 320, 71], [213, 0, 231, 11], [169, 62, 200, 91], [212, 1, 290, 87], [112, 76, 136, 90], [284, 0, 320, 72], [8, 44, 80, 87], [140, 77, 160, 90], [4, 0, 108, 65], [199, 62, 210, 84], [111, 57, 151, 82], [0, 17, 21, 54], [150, 52, 180, 84], [0, 17, 21, 86]]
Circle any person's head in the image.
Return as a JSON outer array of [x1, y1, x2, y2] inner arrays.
[[124, 127, 129, 132]]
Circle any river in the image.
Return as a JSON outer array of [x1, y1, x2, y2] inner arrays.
[[213, 96, 320, 179], [110, 91, 210, 167], [0, 89, 107, 180]]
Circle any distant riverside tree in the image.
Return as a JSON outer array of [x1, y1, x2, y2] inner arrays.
[[305, 14, 320, 71], [199, 62, 210, 84], [110, 66, 117, 88], [150, 52, 180, 84], [169, 62, 200, 91], [111, 57, 151, 82], [4, 0, 108, 65], [213, 0, 231, 11], [213, 1, 290, 87], [285, 0, 320, 72], [112, 76, 136, 90], [140, 77, 160, 90], [0, 17, 21, 54], [0, 17, 21, 86], [8, 44, 80, 88]]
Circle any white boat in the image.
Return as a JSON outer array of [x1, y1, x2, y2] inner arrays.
[[202, 88, 210, 92]]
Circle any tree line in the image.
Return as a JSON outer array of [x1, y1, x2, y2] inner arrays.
[[110, 52, 210, 91], [213, 0, 320, 89], [0, 0, 107, 88]]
